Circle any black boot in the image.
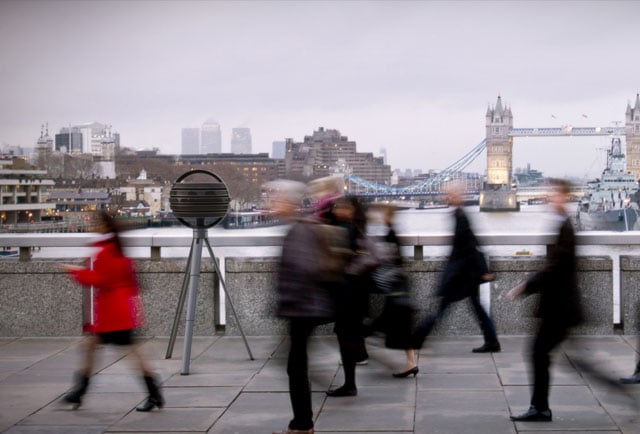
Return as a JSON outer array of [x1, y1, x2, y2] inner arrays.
[[620, 360, 640, 384], [136, 375, 165, 412], [472, 341, 501, 353], [63, 373, 89, 409]]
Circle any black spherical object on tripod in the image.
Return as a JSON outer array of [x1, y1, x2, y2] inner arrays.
[[169, 169, 230, 228], [166, 170, 253, 374]]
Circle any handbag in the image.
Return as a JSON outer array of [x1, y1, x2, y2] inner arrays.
[[311, 223, 351, 283], [371, 263, 405, 295], [346, 235, 383, 276]]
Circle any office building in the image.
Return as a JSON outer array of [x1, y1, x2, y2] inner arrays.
[[284, 127, 391, 184], [201, 119, 222, 154], [271, 141, 286, 159], [53, 122, 117, 179], [55, 122, 119, 160], [55, 128, 83, 154], [231, 127, 252, 154], [181, 128, 200, 155]]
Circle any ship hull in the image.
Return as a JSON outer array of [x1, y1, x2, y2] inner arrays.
[[576, 208, 639, 231]]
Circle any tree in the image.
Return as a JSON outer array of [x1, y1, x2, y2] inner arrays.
[[63, 154, 95, 179]]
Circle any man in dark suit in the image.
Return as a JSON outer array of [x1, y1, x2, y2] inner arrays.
[[267, 180, 343, 434], [412, 182, 500, 353], [507, 178, 583, 422]]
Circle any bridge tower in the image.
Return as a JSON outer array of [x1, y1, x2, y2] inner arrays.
[[479, 95, 519, 211], [626, 93, 640, 181]]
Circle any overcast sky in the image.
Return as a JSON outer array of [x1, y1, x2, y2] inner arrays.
[[1, 0, 638, 179]]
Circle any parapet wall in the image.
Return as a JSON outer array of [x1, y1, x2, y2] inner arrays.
[[620, 255, 640, 334], [225, 255, 615, 336], [0, 259, 217, 337], [0, 255, 628, 337]]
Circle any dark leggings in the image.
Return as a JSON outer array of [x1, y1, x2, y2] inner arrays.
[[414, 293, 498, 348], [286, 318, 317, 430], [531, 322, 566, 411]]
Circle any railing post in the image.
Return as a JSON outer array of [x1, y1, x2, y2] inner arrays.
[[414, 245, 423, 260], [151, 246, 161, 261], [546, 244, 554, 256], [19, 247, 31, 262]]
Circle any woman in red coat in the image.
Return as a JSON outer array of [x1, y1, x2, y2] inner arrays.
[[62, 211, 164, 412]]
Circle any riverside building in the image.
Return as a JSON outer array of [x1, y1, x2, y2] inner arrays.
[[284, 127, 391, 185], [54, 122, 119, 179], [0, 159, 55, 224]]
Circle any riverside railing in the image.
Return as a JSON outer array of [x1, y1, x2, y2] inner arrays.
[[3, 231, 640, 260], [1, 232, 639, 336]]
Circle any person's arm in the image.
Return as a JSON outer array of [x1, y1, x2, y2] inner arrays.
[[506, 281, 527, 300]]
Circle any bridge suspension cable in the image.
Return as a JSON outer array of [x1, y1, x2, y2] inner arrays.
[[346, 138, 487, 195]]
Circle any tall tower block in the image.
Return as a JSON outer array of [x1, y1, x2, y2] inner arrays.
[[479, 95, 519, 211], [626, 93, 640, 180]]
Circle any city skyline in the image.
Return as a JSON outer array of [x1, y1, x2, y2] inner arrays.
[[1, 1, 639, 178]]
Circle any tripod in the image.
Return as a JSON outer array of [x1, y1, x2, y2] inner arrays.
[[165, 223, 254, 374]]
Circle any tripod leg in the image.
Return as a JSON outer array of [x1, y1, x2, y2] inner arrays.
[[205, 238, 254, 360], [165, 242, 195, 359], [181, 231, 204, 375]]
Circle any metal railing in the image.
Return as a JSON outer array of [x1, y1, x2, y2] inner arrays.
[[2, 231, 640, 261]]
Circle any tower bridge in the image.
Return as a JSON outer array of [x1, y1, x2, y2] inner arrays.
[[344, 93, 640, 211]]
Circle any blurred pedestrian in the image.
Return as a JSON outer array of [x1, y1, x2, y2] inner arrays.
[[412, 182, 500, 353], [620, 359, 640, 384], [368, 204, 418, 378], [268, 180, 344, 434], [326, 196, 380, 397], [307, 175, 344, 221], [61, 210, 163, 412], [507, 178, 583, 422]]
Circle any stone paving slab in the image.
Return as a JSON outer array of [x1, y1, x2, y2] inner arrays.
[[418, 372, 502, 389], [20, 392, 147, 426], [161, 386, 241, 408], [1, 335, 640, 433], [0, 384, 62, 410], [107, 407, 224, 432], [4, 426, 107, 434], [415, 389, 514, 434], [0, 409, 36, 434], [505, 385, 619, 431], [163, 370, 259, 388], [518, 432, 621, 434], [208, 391, 323, 434], [244, 365, 336, 392], [421, 354, 498, 374], [316, 387, 414, 432]]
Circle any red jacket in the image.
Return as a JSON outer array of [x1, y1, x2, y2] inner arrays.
[[70, 236, 143, 333]]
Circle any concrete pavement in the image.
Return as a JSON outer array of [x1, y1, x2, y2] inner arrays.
[[1, 334, 640, 433]]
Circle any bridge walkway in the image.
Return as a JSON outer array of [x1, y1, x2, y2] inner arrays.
[[1, 334, 639, 433]]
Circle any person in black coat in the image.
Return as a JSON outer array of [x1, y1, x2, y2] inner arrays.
[[411, 183, 500, 353], [368, 205, 418, 378], [507, 178, 583, 422], [268, 180, 340, 434], [326, 196, 377, 398]]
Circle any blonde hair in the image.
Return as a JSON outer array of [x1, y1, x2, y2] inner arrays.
[[307, 176, 344, 201], [262, 179, 306, 206], [548, 178, 571, 195]]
